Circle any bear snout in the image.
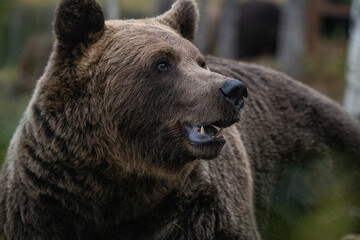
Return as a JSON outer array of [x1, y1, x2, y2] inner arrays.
[[219, 79, 248, 110]]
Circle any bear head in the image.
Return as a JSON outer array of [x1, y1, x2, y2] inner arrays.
[[36, 0, 247, 176]]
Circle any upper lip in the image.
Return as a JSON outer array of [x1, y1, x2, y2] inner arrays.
[[211, 117, 240, 129]]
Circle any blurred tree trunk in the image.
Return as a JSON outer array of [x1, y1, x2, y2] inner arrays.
[[195, 0, 209, 54], [105, 0, 121, 20], [217, 0, 239, 59], [276, 0, 308, 79], [344, 0, 360, 119], [156, 0, 173, 15]]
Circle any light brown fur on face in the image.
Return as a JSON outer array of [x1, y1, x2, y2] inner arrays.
[[1, 0, 360, 239], [89, 19, 244, 165]]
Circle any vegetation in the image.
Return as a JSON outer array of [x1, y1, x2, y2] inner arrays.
[[0, 92, 30, 169]]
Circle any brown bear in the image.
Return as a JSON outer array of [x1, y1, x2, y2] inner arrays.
[[0, 0, 359, 239]]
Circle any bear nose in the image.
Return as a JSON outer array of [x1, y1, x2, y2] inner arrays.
[[219, 79, 248, 110]]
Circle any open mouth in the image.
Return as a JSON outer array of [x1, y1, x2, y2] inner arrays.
[[182, 121, 233, 146]]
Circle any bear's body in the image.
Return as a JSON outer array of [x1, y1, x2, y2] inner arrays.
[[0, 0, 359, 239]]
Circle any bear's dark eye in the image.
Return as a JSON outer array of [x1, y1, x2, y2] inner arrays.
[[157, 63, 169, 71], [199, 61, 207, 69]]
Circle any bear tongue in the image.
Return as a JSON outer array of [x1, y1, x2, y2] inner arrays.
[[183, 123, 225, 146]]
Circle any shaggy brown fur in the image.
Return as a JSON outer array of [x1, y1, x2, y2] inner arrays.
[[0, 0, 359, 239]]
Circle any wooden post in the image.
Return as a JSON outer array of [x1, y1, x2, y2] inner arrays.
[[276, 0, 308, 79], [217, 0, 239, 59], [306, 0, 350, 54], [306, 0, 321, 53], [195, 0, 209, 54]]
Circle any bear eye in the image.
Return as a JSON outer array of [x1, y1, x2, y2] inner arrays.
[[157, 63, 169, 71], [199, 61, 207, 69]]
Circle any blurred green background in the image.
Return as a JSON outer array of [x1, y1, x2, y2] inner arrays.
[[0, 0, 356, 239]]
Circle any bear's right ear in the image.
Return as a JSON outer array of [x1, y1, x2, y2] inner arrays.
[[54, 0, 105, 48], [157, 0, 199, 41]]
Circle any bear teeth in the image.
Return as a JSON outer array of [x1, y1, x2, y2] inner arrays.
[[198, 125, 223, 137], [214, 128, 223, 137], [200, 126, 205, 134], [211, 125, 223, 137], [212, 124, 223, 137], [211, 124, 221, 132]]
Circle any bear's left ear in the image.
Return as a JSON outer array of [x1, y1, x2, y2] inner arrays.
[[157, 0, 199, 41], [54, 0, 105, 48]]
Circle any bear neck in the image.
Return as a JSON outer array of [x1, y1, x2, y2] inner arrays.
[[108, 161, 198, 221]]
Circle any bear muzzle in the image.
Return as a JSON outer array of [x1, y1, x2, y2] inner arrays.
[[180, 79, 247, 148]]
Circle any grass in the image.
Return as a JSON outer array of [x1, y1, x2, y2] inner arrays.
[[292, 178, 356, 240]]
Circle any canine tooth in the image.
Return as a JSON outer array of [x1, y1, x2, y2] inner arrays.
[[211, 124, 221, 131], [200, 126, 205, 134], [214, 128, 223, 137]]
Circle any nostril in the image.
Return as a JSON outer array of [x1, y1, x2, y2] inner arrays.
[[242, 87, 248, 98], [219, 79, 247, 109]]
